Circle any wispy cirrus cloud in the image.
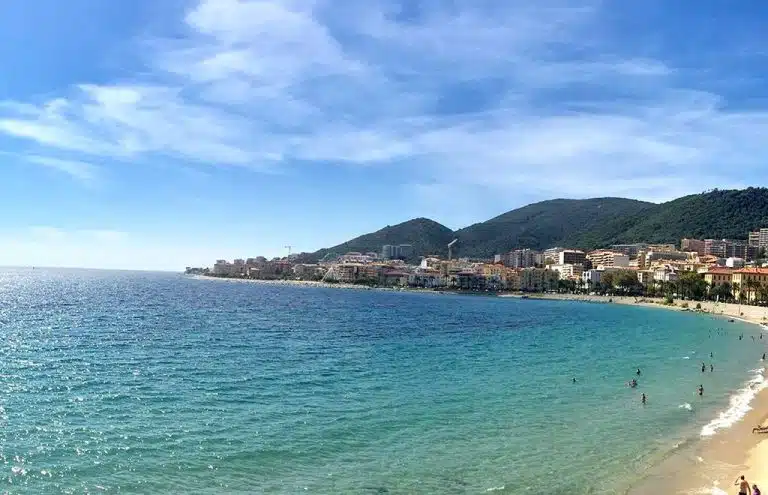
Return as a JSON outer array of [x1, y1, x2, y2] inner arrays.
[[24, 155, 99, 184], [0, 0, 767, 206]]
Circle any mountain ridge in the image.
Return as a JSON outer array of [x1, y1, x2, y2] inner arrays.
[[296, 188, 768, 262]]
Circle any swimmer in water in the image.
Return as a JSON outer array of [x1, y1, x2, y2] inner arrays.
[[636, 368, 641, 376], [763, 353, 766, 361], [710, 364, 714, 372], [701, 362, 706, 373], [573, 377, 576, 383], [698, 384, 704, 396], [641, 393, 646, 404], [710, 352, 713, 358]]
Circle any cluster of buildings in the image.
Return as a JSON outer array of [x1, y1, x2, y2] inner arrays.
[[189, 246, 560, 292], [186, 228, 768, 298]]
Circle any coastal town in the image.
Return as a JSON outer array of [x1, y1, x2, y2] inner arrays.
[[186, 229, 768, 302]]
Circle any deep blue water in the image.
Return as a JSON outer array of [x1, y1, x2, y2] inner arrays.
[[0, 269, 764, 494]]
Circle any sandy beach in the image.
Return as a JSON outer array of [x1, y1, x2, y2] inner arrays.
[[513, 293, 768, 494]]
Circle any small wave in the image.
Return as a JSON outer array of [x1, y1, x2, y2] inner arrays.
[[679, 403, 692, 411], [683, 356, 691, 360], [486, 487, 505, 492], [694, 486, 728, 495], [700, 368, 767, 437]]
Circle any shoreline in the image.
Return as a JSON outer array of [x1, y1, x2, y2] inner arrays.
[[516, 293, 768, 494], [191, 274, 768, 492], [507, 292, 768, 327]]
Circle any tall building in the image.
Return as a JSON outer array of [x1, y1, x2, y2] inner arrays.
[[395, 244, 414, 259], [725, 240, 747, 259], [704, 239, 727, 258], [749, 231, 761, 248], [382, 244, 414, 260], [680, 238, 705, 255], [542, 247, 564, 263], [586, 250, 630, 268], [501, 249, 539, 268], [559, 250, 586, 265], [610, 243, 648, 258]]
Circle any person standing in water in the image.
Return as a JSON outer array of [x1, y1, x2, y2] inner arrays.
[[710, 352, 713, 358], [763, 353, 766, 361], [701, 362, 706, 373], [698, 384, 704, 396], [710, 364, 714, 372], [734, 475, 750, 495], [636, 368, 641, 376], [641, 393, 646, 404]]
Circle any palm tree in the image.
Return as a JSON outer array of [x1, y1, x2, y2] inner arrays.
[[747, 278, 760, 305]]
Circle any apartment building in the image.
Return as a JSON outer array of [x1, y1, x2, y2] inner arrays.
[[703, 268, 732, 289], [732, 268, 768, 301], [681, 238, 706, 255], [587, 250, 630, 268], [549, 263, 584, 280], [519, 268, 559, 292], [559, 249, 586, 265]]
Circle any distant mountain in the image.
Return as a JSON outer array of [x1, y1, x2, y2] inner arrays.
[[298, 218, 455, 262], [453, 198, 653, 258], [297, 188, 768, 262], [608, 188, 768, 243]]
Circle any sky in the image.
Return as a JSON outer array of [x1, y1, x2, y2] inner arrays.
[[1, 0, 768, 270]]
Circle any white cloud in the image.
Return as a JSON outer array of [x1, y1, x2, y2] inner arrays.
[[0, 0, 766, 205], [25, 155, 99, 184]]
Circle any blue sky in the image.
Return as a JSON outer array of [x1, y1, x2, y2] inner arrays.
[[1, 0, 768, 270]]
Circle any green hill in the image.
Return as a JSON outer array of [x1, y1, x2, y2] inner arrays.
[[300, 218, 455, 262], [298, 188, 768, 261], [608, 188, 768, 243], [453, 197, 653, 257]]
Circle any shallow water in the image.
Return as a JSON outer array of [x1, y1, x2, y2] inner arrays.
[[0, 269, 764, 493]]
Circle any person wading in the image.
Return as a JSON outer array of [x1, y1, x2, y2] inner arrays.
[[735, 475, 750, 495]]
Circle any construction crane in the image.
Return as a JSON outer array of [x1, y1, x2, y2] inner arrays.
[[284, 245, 293, 256], [447, 239, 458, 260]]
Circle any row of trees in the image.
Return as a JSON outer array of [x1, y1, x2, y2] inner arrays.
[[556, 269, 768, 304]]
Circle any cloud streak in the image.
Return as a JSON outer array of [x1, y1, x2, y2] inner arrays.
[[0, 0, 766, 204], [24, 155, 99, 184]]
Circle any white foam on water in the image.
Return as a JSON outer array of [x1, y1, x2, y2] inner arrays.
[[700, 368, 767, 437], [683, 356, 691, 360], [485, 486, 505, 492], [679, 403, 692, 410]]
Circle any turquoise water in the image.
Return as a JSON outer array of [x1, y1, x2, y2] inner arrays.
[[0, 269, 765, 493]]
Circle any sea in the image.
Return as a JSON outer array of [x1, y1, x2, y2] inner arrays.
[[0, 268, 765, 494]]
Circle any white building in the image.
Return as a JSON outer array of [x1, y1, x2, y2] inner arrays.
[[726, 257, 746, 268], [549, 263, 584, 280]]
